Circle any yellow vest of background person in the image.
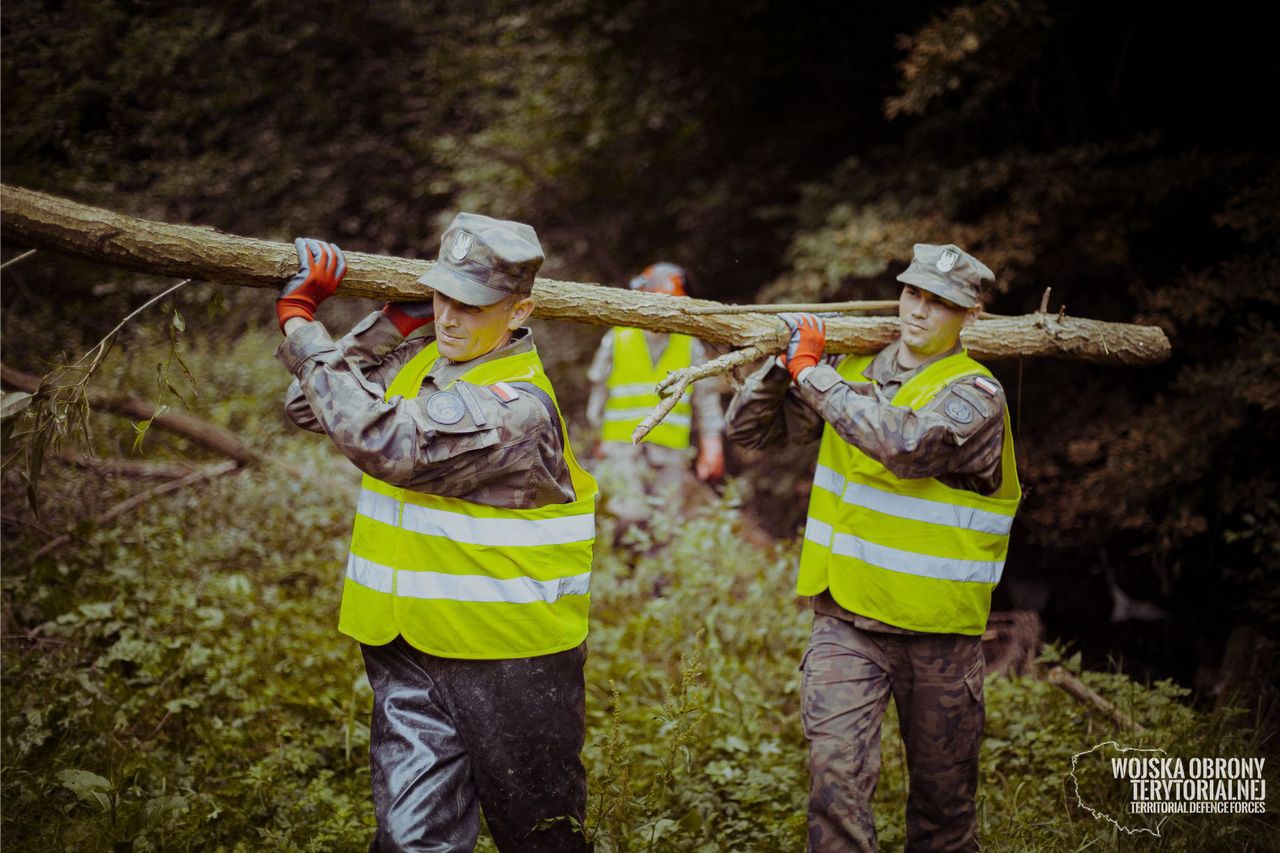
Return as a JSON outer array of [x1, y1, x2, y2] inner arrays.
[[601, 327, 694, 449], [798, 351, 1021, 635], [341, 341, 598, 659]]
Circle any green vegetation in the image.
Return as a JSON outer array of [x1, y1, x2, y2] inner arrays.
[[3, 0, 1278, 848], [3, 332, 1275, 851]]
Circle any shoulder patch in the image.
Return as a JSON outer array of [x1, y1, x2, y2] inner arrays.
[[425, 390, 466, 425], [944, 397, 976, 425], [973, 376, 1000, 397], [454, 383, 487, 427], [490, 381, 520, 404]]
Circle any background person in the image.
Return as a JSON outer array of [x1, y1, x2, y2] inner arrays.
[[586, 262, 725, 533]]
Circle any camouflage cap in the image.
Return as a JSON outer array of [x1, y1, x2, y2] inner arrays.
[[417, 212, 544, 307], [895, 243, 993, 309]]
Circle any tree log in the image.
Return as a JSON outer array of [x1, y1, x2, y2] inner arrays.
[[0, 184, 1171, 365], [0, 363, 264, 467], [1045, 664, 1147, 733]]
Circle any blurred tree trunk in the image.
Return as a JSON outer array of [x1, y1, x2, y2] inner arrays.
[[0, 184, 1171, 365]]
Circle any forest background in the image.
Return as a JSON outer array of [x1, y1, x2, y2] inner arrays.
[[1, 0, 1278, 849]]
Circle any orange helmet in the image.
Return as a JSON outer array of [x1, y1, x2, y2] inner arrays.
[[628, 262, 688, 297]]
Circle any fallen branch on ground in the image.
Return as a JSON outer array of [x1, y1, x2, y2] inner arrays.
[[1045, 664, 1147, 734], [64, 454, 216, 479], [1, 364, 264, 467], [29, 461, 241, 560]]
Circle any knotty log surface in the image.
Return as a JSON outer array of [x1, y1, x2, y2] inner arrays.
[[1, 184, 1171, 365]]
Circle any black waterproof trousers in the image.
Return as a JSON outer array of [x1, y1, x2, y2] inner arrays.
[[362, 637, 589, 852]]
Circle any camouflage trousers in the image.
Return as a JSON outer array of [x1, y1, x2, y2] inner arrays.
[[362, 637, 589, 852], [593, 442, 689, 524], [801, 614, 985, 852]]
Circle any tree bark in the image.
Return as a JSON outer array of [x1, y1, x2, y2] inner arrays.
[[0, 363, 264, 467], [0, 184, 1171, 365]]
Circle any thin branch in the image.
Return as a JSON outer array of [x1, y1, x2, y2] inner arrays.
[[28, 461, 240, 561], [0, 248, 37, 270], [63, 453, 208, 479], [689, 299, 1010, 319], [687, 300, 900, 315], [632, 345, 771, 443], [56, 278, 192, 386]]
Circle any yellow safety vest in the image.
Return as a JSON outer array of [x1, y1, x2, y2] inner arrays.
[[797, 351, 1021, 635], [602, 327, 694, 449], [339, 340, 599, 659]]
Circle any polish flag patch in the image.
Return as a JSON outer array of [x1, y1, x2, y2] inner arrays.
[[973, 377, 1000, 397], [490, 382, 520, 403]]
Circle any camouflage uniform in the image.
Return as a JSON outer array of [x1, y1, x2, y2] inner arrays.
[[278, 310, 588, 852], [726, 340, 1006, 852], [585, 330, 724, 523]]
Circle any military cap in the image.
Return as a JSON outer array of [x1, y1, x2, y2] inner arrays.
[[895, 243, 993, 309], [418, 212, 544, 307]]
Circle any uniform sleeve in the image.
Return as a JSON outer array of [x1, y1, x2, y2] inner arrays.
[[276, 321, 564, 495], [690, 339, 725, 439], [283, 311, 419, 433], [724, 358, 827, 449], [793, 363, 1006, 486], [585, 333, 613, 430]]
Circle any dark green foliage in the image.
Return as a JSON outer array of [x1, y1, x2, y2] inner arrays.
[[2, 338, 1276, 848], [3, 0, 1279, 846]]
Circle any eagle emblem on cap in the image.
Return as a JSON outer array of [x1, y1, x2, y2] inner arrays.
[[450, 231, 475, 261], [936, 248, 960, 273]]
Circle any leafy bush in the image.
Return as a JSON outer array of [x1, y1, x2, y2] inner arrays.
[[3, 333, 1277, 851]]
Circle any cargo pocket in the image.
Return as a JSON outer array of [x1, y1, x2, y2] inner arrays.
[[799, 646, 816, 740], [958, 652, 986, 763]]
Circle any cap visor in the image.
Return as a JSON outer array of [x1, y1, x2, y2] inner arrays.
[[895, 271, 978, 309], [417, 264, 511, 307]]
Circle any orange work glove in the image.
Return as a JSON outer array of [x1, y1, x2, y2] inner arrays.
[[381, 300, 435, 336], [779, 312, 826, 381], [276, 238, 346, 332], [695, 434, 725, 481]]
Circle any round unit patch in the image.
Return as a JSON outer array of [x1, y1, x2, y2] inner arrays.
[[425, 390, 467, 425], [944, 397, 976, 424]]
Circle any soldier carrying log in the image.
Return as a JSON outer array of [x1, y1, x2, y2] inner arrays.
[[274, 215, 597, 851], [726, 243, 1023, 852]]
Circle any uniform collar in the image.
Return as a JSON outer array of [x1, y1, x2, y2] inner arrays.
[[427, 327, 534, 386], [865, 339, 963, 386]]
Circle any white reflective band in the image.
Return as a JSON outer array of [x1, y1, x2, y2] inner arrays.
[[804, 516, 833, 547], [357, 489, 400, 527], [359, 488, 593, 546], [843, 482, 1014, 535], [831, 534, 1004, 584], [346, 554, 592, 603], [347, 553, 396, 593], [608, 382, 658, 397], [603, 408, 692, 427], [608, 382, 692, 399], [397, 568, 592, 604], [813, 464, 845, 495], [402, 502, 594, 547]]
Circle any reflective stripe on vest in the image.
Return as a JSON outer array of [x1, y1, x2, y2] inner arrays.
[[339, 340, 599, 659], [797, 351, 1021, 635], [602, 328, 694, 448]]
